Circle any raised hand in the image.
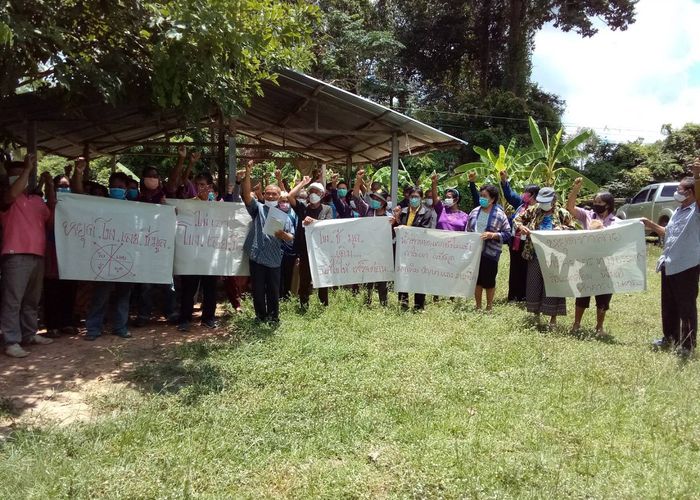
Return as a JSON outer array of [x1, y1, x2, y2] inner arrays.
[[356, 169, 365, 180], [190, 151, 202, 163], [74, 157, 87, 176], [24, 153, 36, 171], [301, 175, 312, 186], [178, 145, 186, 159], [331, 172, 339, 187], [572, 177, 583, 192], [692, 157, 700, 178], [39, 171, 53, 184], [499, 171, 507, 182], [468, 171, 476, 183], [431, 171, 438, 183]]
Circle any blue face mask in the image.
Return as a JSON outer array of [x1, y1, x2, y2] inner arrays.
[[109, 188, 126, 200], [369, 199, 382, 210], [57, 187, 71, 193], [208, 192, 216, 201], [337, 188, 348, 198], [409, 197, 421, 208], [126, 188, 139, 200], [479, 197, 490, 208]]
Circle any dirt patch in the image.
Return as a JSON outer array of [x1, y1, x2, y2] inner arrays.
[[0, 312, 228, 436]]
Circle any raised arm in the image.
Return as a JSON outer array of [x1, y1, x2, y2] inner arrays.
[[70, 157, 86, 194], [4, 154, 34, 205], [274, 169, 289, 192], [241, 161, 254, 205], [694, 159, 700, 211], [166, 145, 187, 194], [567, 177, 582, 215], [500, 171, 523, 209], [288, 175, 311, 207], [431, 172, 439, 202], [468, 171, 479, 209]]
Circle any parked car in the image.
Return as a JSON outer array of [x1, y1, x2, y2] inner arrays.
[[616, 182, 679, 232]]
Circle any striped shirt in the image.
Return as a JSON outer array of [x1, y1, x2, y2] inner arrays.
[[466, 205, 512, 261]]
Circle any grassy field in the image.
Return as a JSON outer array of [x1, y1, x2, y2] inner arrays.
[[2, 245, 700, 498]]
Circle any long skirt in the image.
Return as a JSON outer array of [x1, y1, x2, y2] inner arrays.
[[526, 258, 566, 316]]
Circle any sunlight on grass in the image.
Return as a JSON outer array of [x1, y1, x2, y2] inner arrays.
[[2, 245, 700, 498]]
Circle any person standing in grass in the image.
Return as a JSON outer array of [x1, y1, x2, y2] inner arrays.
[[392, 186, 437, 311], [352, 169, 391, 306], [288, 176, 334, 309], [498, 171, 540, 302], [466, 184, 511, 311], [1, 155, 54, 358], [242, 161, 294, 324], [514, 187, 573, 329], [566, 177, 619, 336], [429, 173, 468, 232], [643, 161, 700, 356]]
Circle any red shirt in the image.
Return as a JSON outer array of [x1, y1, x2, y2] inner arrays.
[[1, 193, 51, 256]]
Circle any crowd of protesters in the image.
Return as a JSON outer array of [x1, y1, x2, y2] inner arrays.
[[1, 148, 698, 358]]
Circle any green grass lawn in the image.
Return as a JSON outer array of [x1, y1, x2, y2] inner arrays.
[[3, 245, 700, 498]]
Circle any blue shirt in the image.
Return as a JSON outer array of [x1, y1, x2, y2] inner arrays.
[[658, 203, 700, 275], [243, 200, 292, 268]]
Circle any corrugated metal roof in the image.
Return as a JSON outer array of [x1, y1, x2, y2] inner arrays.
[[0, 69, 466, 164]]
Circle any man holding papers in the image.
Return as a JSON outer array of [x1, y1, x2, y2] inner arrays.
[[241, 162, 294, 324]]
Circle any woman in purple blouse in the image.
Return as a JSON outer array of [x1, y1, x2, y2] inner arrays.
[[429, 173, 469, 232]]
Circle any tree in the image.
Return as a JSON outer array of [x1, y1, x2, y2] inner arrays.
[[0, 1, 318, 119]]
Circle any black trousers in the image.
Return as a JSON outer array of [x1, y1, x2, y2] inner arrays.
[[661, 265, 699, 350], [398, 292, 425, 310], [280, 253, 297, 299], [250, 260, 281, 321], [43, 278, 77, 329], [366, 282, 388, 306], [508, 245, 528, 302], [298, 251, 328, 306], [179, 275, 217, 324]]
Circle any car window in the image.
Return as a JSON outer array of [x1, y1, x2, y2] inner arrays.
[[646, 186, 658, 201], [631, 189, 649, 204], [660, 185, 678, 198]]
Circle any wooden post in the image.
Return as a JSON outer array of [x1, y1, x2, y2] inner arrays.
[[390, 132, 399, 207], [228, 121, 236, 188], [217, 114, 226, 197], [345, 154, 352, 184], [27, 121, 37, 189]]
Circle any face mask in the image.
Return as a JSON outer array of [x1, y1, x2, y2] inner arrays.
[[369, 199, 382, 210], [424, 199, 433, 207], [674, 191, 688, 203], [109, 187, 126, 200], [208, 192, 216, 201], [409, 197, 421, 208], [337, 188, 348, 198], [8, 175, 20, 186], [126, 188, 139, 200], [591, 204, 607, 214], [278, 202, 290, 212], [386, 201, 393, 210], [309, 193, 322, 204], [443, 198, 454, 208], [479, 197, 490, 208], [143, 178, 159, 190], [522, 193, 532, 205], [264, 200, 277, 208], [57, 186, 71, 193], [538, 202, 552, 212]]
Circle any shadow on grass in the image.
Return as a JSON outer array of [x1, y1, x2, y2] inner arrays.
[[119, 315, 280, 405]]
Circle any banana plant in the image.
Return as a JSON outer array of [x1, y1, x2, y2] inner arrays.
[[527, 117, 597, 196]]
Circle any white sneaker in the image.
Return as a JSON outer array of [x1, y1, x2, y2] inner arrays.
[[29, 334, 54, 345], [5, 343, 29, 358]]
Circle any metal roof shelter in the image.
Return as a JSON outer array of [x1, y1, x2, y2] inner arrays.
[[0, 69, 466, 197]]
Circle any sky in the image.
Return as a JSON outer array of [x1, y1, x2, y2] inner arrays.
[[531, 0, 700, 143]]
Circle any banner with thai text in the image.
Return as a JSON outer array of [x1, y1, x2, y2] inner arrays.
[[530, 219, 647, 297], [55, 193, 176, 284], [168, 200, 252, 276], [305, 217, 394, 287], [394, 226, 483, 297]]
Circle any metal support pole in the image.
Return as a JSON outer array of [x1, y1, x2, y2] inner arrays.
[[27, 121, 37, 189], [390, 132, 399, 207]]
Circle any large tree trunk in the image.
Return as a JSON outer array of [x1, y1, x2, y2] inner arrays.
[[504, 0, 529, 96], [477, 0, 493, 96]]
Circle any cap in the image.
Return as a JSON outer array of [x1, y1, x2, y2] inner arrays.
[[536, 187, 556, 203], [308, 182, 326, 195]]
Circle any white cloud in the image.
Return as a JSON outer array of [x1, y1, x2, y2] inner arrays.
[[532, 0, 700, 143]]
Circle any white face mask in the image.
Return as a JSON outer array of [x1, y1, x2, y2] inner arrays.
[[424, 199, 433, 207], [386, 201, 393, 210], [8, 175, 20, 186], [443, 198, 454, 208], [309, 193, 322, 204], [674, 191, 688, 203], [264, 200, 277, 208], [538, 202, 552, 212]]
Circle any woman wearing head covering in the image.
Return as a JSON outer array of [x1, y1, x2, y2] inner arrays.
[[352, 169, 390, 305], [466, 184, 511, 311], [391, 186, 437, 311], [566, 177, 619, 336], [514, 187, 573, 329]]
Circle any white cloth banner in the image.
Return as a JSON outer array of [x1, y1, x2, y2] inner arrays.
[[305, 217, 394, 287], [394, 226, 483, 297], [168, 200, 252, 276], [530, 219, 647, 298], [55, 193, 176, 284]]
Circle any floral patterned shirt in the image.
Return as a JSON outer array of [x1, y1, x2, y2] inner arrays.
[[514, 204, 574, 260]]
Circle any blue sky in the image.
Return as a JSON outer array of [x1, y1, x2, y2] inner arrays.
[[532, 0, 700, 143]]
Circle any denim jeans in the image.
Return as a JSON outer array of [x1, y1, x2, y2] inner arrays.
[[86, 282, 133, 337], [138, 282, 177, 321]]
